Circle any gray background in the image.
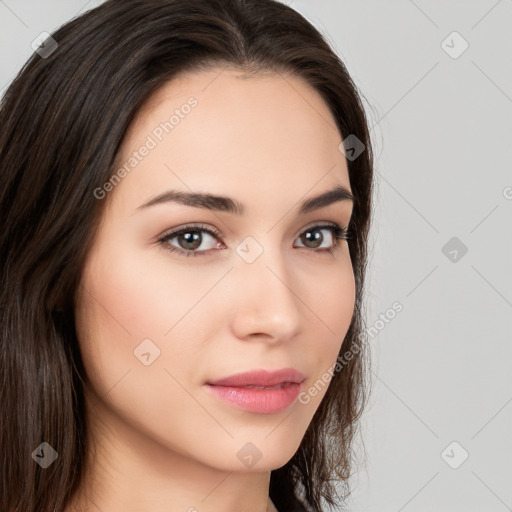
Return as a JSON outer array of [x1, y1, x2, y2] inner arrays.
[[1, 1, 511, 510]]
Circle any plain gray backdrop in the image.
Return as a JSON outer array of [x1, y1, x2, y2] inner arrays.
[[1, 1, 511, 511]]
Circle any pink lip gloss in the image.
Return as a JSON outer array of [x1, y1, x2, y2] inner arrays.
[[204, 382, 302, 414]]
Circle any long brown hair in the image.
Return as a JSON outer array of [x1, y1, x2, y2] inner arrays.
[[0, 1, 374, 510]]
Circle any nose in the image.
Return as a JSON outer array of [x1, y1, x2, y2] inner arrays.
[[229, 245, 303, 343]]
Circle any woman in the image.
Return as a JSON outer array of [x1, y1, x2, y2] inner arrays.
[[0, 1, 374, 511]]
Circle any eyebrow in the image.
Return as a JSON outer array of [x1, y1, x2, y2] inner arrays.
[[136, 184, 354, 216]]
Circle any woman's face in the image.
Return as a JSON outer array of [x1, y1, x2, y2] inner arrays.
[[75, 67, 355, 473]]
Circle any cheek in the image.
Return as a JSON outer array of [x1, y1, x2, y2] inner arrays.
[[78, 239, 215, 335], [73, 245, 221, 442], [74, 243, 224, 389], [309, 252, 355, 336]]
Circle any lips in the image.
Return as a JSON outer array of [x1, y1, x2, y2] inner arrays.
[[206, 368, 305, 388], [204, 368, 306, 414]]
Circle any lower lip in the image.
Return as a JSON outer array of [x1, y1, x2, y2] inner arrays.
[[204, 382, 302, 414]]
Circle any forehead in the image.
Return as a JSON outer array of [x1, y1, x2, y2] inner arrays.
[[110, 67, 350, 214]]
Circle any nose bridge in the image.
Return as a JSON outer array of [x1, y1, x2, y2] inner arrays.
[[231, 236, 302, 340]]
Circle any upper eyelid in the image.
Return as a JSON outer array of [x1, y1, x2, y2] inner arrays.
[[159, 223, 221, 241]]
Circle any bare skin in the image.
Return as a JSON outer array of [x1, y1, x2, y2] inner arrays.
[[69, 67, 355, 512]]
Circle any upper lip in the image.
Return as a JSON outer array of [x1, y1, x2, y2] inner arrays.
[[206, 368, 305, 387]]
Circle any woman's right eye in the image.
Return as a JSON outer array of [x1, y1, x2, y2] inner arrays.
[[158, 224, 224, 258]]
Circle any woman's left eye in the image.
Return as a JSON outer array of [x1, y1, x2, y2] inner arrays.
[[158, 222, 349, 258]]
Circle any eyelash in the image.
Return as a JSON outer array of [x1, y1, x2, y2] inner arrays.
[[157, 222, 350, 258]]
